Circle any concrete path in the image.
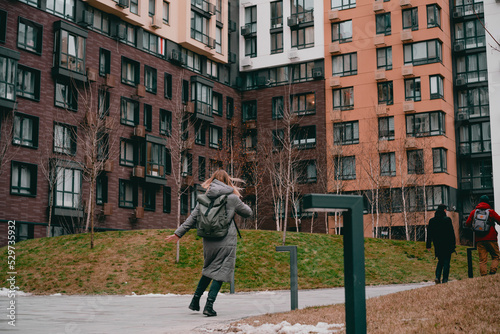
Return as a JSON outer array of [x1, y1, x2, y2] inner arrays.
[[0, 282, 432, 334]]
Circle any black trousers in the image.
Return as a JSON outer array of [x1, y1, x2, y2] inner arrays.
[[435, 253, 452, 282], [194, 275, 223, 301]]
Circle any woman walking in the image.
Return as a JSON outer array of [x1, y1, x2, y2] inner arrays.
[[166, 170, 252, 316], [426, 204, 456, 284]]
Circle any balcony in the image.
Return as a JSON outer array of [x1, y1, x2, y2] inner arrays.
[[191, 0, 215, 16], [287, 10, 314, 29]]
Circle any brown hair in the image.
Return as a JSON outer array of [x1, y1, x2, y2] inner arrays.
[[201, 169, 242, 197]]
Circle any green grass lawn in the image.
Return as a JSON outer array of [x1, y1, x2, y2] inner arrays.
[[0, 229, 477, 295]]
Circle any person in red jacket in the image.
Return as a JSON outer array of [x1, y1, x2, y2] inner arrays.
[[465, 195, 500, 276]]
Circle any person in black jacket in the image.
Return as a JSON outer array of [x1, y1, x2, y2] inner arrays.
[[426, 204, 456, 284]]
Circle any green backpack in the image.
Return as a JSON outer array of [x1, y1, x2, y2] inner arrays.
[[196, 194, 231, 239]]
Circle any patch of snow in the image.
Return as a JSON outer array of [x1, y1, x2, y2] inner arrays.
[[125, 292, 183, 297], [0, 287, 31, 296], [220, 321, 344, 334], [51, 293, 63, 296]]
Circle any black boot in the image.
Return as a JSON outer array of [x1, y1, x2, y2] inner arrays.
[[189, 294, 201, 311], [203, 298, 217, 317]]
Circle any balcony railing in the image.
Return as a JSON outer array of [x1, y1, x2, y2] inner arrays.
[[191, 0, 215, 15], [453, 2, 484, 17], [287, 9, 314, 27]]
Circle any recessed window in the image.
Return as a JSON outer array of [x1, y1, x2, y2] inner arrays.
[[380, 152, 396, 176], [17, 65, 41, 101], [273, 129, 284, 150], [159, 109, 171, 136], [334, 156, 356, 180], [291, 26, 315, 49], [191, 80, 213, 118], [244, 6, 257, 57], [164, 73, 172, 99], [17, 18, 43, 54], [332, 53, 357, 77], [54, 166, 82, 209], [242, 100, 257, 122], [91, 8, 110, 34], [432, 148, 447, 173], [120, 139, 135, 167], [13, 112, 39, 148], [98, 89, 110, 118], [291, 92, 315, 115], [195, 123, 206, 145], [272, 96, 284, 119], [99, 48, 111, 76], [144, 65, 157, 94], [376, 13, 391, 35], [407, 149, 424, 174], [96, 173, 108, 205], [456, 53, 487, 84], [143, 30, 159, 55], [209, 125, 223, 149], [291, 61, 315, 82], [377, 81, 393, 105], [376, 47, 392, 70], [293, 160, 317, 183], [143, 186, 156, 211], [55, 79, 78, 111], [163, 1, 170, 24], [226, 97, 234, 119], [163, 186, 171, 213], [429, 75, 443, 100], [198, 156, 206, 181], [119, 179, 136, 208], [334, 121, 359, 145], [292, 125, 316, 149], [0, 10, 7, 43], [181, 153, 193, 176], [333, 87, 354, 110], [53, 123, 77, 155], [378, 116, 394, 141], [120, 97, 139, 126], [146, 139, 166, 179], [402, 7, 418, 31], [212, 92, 222, 116], [149, 0, 156, 16], [0, 52, 18, 106], [332, 20, 352, 43], [121, 57, 140, 86], [144, 103, 152, 132], [11, 161, 37, 196], [130, 0, 139, 14], [404, 77, 421, 102]]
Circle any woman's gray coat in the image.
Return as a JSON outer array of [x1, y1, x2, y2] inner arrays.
[[174, 180, 252, 282]]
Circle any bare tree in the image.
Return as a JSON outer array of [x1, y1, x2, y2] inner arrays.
[[0, 106, 20, 177]]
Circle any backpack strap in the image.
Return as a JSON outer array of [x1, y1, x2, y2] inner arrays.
[[232, 219, 242, 239]]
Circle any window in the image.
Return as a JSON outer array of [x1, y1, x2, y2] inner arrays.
[[122, 23, 136, 47], [146, 139, 166, 179], [215, 26, 222, 54], [244, 6, 257, 57], [427, 4, 441, 28], [291, 62, 315, 82], [404, 40, 442, 65], [99, 48, 111, 76], [191, 10, 210, 45], [91, 8, 110, 34], [243, 130, 257, 153], [164, 73, 172, 99], [53, 123, 77, 155], [271, 31, 283, 54], [11, 161, 37, 196], [379, 116, 394, 141], [273, 129, 284, 150], [96, 173, 108, 205], [121, 57, 140, 86], [333, 87, 354, 110], [0, 10, 7, 43], [206, 59, 218, 80], [456, 53, 487, 83], [402, 7, 418, 31], [455, 20, 485, 50], [98, 89, 110, 118], [53, 22, 86, 76], [270, 1, 284, 53], [332, 53, 357, 76], [461, 159, 492, 190], [182, 79, 190, 104], [163, 1, 170, 24], [119, 179, 136, 208], [17, 18, 42, 54], [163, 186, 171, 213], [291, 93, 315, 115], [130, 0, 139, 14], [290, 0, 315, 49], [17, 65, 40, 101], [380, 152, 396, 176], [334, 156, 356, 180], [376, 13, 391, 35], [209, 125, 222, 149], [334, 121, 359, 145], [149, 0, 156, 16], [426, 186, 449, 211], [457, 87, 489, 118], [331, 0, 356, 10], [199, 156, 206, 181], [144, 104, 152, 132], [46, 0, 75, 19], [54, 166, 81, 209], [180, 191, 188, 215], [377, 81, 393, 105], [458, 121, 491, 154], [181, 153, 193, 176], [242, 100, 257, 122], [144, 66, 157, 94], [376, 47, 392, 70], [120, 97, 139, 126], [55, 79, 78, 111], [293, 160, 317, 183], [332, 20, 352, 43], [182, 49, 202, 73], [291, 26, 315, 49], [159, 109, 171, 136], [292, 125, 316, 149], [191, 80, 213, 118], [272, 96, 284, 119], [165, 149, 172, 175], [143, 33, 160, 55], [407, 150, 424, 174], [15, 223, 34, 242], [13, 113, 39, 148], [429, 75, 443, 99], [226, 97, 234, 119], [405, 77, 421, 102], [120, 139, 135, 166], [433, 148, 447, 173], [0, 52, 18, 104], [269, 66, 289, 85], [406, 111, 445, 137], [212, 92, 222, 116]]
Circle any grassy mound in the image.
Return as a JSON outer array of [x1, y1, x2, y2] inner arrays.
[[0, 229, 477, 295]]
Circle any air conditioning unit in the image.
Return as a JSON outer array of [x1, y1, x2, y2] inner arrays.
[[288, 50, 299, 60], [287, 16, 299, 27], [328, 10, 339, 21], [241, 57, 252, 67], [86, 67, 98, 82], [330, 76, 341, 88], [376, 104, 390, 115], [115, 23, 126, 40], [256, 76, 267, 87], [183, 101, 194, 113], [375, 70, 386, 81], [402, 65, 413, 77], [452, 8, 463, 19], [453, 42, 465, 52], [134, 84, 146, 98], [133, 166, 145, 178], [401, 30, 413, 42], [403, 101, 415, 113], [117, 0, 129, 8], [241, 26, 251, 36], [105, 74, 116, 88], [170, 49, 185, 65], [134, 206, 144, 219], [103, 160, 114, 173], [373, 1, 384, 12], [134, 125, 145, 137], [207, 37, 216, 49], [456, 112, 469, 121], [404, 137, 418, 149], [79, 9, 93, 27], [207, 3, 216, 15], [456, 77, 466, 86], [330, 110, 342, 122], [103, 203, 113, 216], [400, 0, 411, 7], [374, 34, 385, 46], [151, 16, 162, 29], [329, 43, 341, 54], [312, 67, 324, 79]]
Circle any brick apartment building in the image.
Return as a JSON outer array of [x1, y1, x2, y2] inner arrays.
[[0, 0, 497, 246]]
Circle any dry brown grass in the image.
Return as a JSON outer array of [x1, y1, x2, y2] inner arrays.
[[233, 274, 500, 333]]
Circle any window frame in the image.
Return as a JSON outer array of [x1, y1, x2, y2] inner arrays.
[[53, 122, 77, 155], [159, 109, 172, 136], [333, 121, 359, 145], [55, 79, 78, 111], [380, 152, 396, 176], [334, 155, 356, 180], [427, 4, 441, 28], [120, 97, 140, 127], [332, 86, 354, 110], [378, 116, 395, 141], [209, 125, 223, 149], [17, 17, 43, 55], [332, 53, 357, 77], [376, 47, 392, 70], [331, 20, 353, 43], [404, 77, 421, 102], [406, 111, 445, 137], [404, 39, 442, 66], [376, 13, 391, 36], [407, 149, 424, 174], [10, 161, 37, 197], [429, 75, 444, 100], [13, 112, 39, 149], [402, 7, 418, 31], [121, 56, 140, 86], [144, 65, 157, 94], [377, 81, 393, 105], [119, 179, 137, 209], [432, 147, 447, 173], [290, 92, 316, 116]]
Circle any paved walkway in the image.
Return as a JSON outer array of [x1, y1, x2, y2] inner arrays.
[[0, 282, 432, 334]]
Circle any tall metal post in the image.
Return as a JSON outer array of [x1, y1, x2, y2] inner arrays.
[[276, 245, 298, 310]]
